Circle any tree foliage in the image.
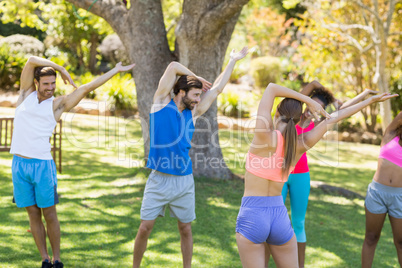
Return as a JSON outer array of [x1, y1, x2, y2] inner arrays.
[[288, 0, 401, 131], [0, 0, 114, 73]]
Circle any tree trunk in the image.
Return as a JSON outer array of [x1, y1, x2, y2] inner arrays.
[[65, 0, 249, 179], [88, 32, 99, 73], [175, 0, 247, 179], [378, 42, 392, 132]]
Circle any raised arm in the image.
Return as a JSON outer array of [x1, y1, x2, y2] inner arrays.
[[255, 83, 329, 136], [300, 80, 340, 112], [153, 61, 211, 105], [194, 47, 248, 118], [383, 111, 402, 141], [300, 93, 399, 153], [18, 56, 76, 105], [53, 62, 135, 120], [299, 80, 324, 96], [340, 89, 379, 109]]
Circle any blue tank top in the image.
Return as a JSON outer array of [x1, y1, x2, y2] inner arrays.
[[146, 99, 195, 175]]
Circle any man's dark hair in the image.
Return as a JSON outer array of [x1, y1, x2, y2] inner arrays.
[[34, 66, 57, 82], [173, 75, 202, 95]]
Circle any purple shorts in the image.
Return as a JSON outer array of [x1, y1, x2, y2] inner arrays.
[[236, 196, 294, 245]]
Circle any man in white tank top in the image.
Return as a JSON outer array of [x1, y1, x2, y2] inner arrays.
[[10, 56, 135, 268]]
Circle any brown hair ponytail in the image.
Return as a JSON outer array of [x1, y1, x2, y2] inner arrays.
[[282, 117, 298, 176], [277, 98, 302, 178]]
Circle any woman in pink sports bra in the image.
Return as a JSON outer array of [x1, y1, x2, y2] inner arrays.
[[235, 82, 398, 268], [362, 111, 402, 267]]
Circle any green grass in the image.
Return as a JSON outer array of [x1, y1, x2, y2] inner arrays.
[[0, 107, 399, 267]]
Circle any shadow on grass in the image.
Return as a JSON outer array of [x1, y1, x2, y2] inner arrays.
[[0, 143, 398, 267]]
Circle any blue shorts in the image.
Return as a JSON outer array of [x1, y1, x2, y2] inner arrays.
[[236, 196, 294, 245], [12, 155, 59, 208], [365, 180, 402, 219]]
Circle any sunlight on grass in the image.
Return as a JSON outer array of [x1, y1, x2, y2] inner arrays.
[[207, 197, 233, 208], [1, 107, 399, 267], [308, 247, 344, 267]]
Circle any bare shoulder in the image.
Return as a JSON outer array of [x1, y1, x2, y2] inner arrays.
[[151, 95, 171, 113], [381, 132, 396, 146], [53, 95, 66, 109], [52, 95, 68, 121], [249, 130, 277, 155], [16, 87, 35, 107]]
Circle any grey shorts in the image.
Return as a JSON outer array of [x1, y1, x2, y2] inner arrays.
[[140, 170, 196, 223], [365, 180, 402, 219]]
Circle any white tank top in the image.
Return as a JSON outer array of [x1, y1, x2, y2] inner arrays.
[[10, 91, 57, 160]]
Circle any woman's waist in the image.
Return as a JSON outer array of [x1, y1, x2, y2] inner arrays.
[[244, 172, 284, 196], [374, 160, 402, 187]]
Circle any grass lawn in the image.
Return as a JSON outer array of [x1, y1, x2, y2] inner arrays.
[[0, 107, 399, 267]]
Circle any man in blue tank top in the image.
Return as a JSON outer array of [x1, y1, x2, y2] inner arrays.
[[133, 47, 248, 268], [10, 56, 135, 268]]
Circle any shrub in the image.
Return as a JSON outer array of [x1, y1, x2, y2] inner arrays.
[[218, 90, 256, 118], [0, 34, 44, 56], [230, 61, 249, 83], [249, 56, 283, 88], [390, 78, 402, 116], [0, 43, 27, 91], [99, 73, 137, 112], [99, 34, 129, 66], [54, 73, 77, 97], [0, 35, 45, 91]]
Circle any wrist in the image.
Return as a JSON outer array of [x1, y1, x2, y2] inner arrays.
[[112, 67, 120, 74], [301, 94, 313, 105], [366, 96, 375, 105]]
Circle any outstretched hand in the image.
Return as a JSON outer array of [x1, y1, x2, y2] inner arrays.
[[196, 76, 212, 92], [307, 99, 331, 120], [60, 69, 77, 89], [115, 62, 136, 72], [230, 47, 249, 61], [370, 92, 399, 103], [363, 89, 379, 96]]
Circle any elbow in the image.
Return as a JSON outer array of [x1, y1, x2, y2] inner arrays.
[[167, 61, 179, 70], [266, 83, 278, 92], [27, 56, 36, 64], [266, 83, 274, 89], [27, 56, 40, 63]]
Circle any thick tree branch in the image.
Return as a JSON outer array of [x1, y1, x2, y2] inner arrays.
[[325, 26, 374, 53], [200, 0, 249, 36], [65, 0, 127, 30], [325, 23, 380, 44], [385, 0, 396, 35], [351, 0, 381, 22]]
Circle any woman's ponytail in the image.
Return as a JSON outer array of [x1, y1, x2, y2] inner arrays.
[[277, 98, 302, 179], [282, 117, 297, 177]]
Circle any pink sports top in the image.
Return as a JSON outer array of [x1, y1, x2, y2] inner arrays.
[[292, 121, 315, 174], [246, 130, 294, 182], [378, 136, 402, 168]]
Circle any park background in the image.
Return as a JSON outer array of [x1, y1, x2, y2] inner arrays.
[[0, 0, 401, 267]]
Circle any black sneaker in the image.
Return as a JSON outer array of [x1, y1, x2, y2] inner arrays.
[[53, 260, 63, 268], [41, 259, 53, 268]]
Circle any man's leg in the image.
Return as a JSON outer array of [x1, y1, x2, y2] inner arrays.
[[133, 219, 156, 268], [25, 205, 50, 262], [42, 205, 60, 263], [178, 221, 193, 268]]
